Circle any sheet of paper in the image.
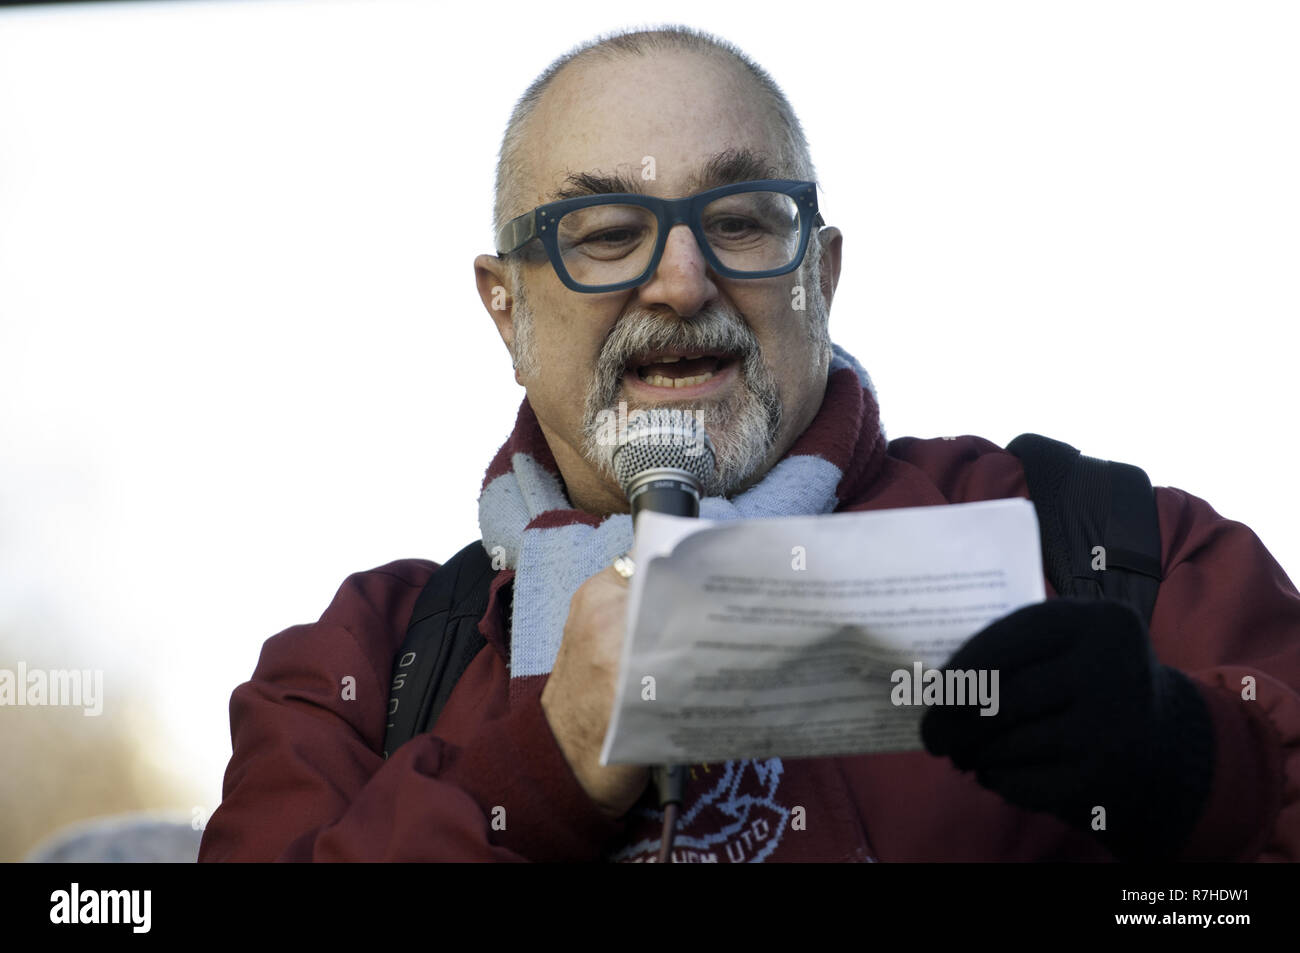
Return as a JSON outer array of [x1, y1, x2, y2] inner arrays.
[[600, 497, 1045, 765]]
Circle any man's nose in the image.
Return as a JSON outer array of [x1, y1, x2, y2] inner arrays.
[[633, 223, 718, 317]]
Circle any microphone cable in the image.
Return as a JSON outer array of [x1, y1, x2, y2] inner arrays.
[[654, 764, 687, 863]]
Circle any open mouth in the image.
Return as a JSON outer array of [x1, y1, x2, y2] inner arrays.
[[626, 350, 738, 389]]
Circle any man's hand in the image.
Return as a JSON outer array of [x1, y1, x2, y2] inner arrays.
[[540, 565, 650, 819], [920, 597, 1215, 860]]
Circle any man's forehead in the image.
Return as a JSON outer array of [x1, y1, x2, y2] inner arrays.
[[522, 49, 787, 205]]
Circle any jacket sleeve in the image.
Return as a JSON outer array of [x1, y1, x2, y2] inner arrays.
[[197, 561, 627, 862], [1146, 487, 1300, 861]]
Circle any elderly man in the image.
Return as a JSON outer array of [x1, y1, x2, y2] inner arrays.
[[199, 26, 1299, 863]]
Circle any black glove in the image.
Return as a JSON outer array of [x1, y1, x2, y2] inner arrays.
[[920, 597, 1214, 860]]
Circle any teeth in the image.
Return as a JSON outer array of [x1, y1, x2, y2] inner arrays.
[[644, 372, 715, 388], [657, 355, 682, 364]]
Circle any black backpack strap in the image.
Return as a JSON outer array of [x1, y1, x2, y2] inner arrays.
[[382, 540, 495, 759], [1006, 434, 1164, 628]]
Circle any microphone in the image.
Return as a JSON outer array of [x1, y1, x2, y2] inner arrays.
[[612, 407, 716, 521], [611, 407, 716, 864]]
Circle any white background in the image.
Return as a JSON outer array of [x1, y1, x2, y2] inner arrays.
[[1, 0, 1296, 818]]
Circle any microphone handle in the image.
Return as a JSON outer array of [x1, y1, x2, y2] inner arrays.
[[652, 764, 687, 806], [629, 479, 700, 521]]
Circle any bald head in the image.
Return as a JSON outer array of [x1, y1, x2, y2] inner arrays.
[[491, 26, 818, 244]]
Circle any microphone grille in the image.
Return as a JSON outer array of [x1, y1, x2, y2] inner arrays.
[[611, 407, 716, 496]]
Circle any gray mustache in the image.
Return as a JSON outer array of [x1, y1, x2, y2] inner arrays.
[[598, 310, 759, 379]]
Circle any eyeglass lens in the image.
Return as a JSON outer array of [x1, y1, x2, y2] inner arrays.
[[554, 190, 804, 288]]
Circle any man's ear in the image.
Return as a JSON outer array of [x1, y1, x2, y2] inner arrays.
[[816, 226, 843, 312], [474, 254, 522, 383]]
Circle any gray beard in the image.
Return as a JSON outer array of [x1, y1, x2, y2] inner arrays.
[[577, 308, 783, 499], [510, 280, 829, 500]]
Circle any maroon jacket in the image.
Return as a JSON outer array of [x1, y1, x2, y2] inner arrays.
[[198, 435, 1299, 861]]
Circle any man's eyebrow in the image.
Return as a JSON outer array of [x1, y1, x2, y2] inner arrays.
[[684, 148, 784, 193], [549, 171, 643, 201], [545, 149, 786, 203]]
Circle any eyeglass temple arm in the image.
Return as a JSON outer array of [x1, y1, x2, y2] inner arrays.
[[496, 213, 536, 256]]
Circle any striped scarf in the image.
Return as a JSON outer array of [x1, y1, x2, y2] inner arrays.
[[478, 343, 889, 702]]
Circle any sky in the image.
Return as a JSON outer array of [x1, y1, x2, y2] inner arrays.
[[1, 0, 1297, 825]]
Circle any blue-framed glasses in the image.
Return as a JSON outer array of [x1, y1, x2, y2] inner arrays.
[[495, 179, 824, 293]]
